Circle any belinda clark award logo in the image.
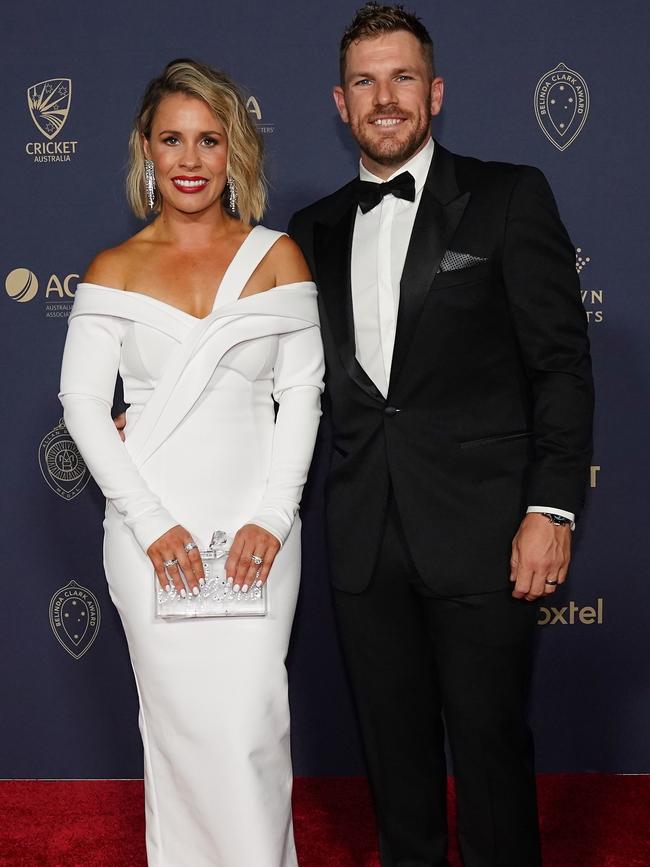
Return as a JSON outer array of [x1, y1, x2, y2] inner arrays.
[[534, 63, 590, 151], [25, 77, 78, 162], [49, 580, 101, 659]]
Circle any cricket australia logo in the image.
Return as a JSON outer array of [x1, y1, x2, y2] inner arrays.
[[28, 78, 72, 140], [38, 418, 90, 500], [534, 63, 590, 151], [49, 580, 101, 659]]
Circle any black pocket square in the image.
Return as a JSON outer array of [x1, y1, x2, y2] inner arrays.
[[438, 250, 488, 272]]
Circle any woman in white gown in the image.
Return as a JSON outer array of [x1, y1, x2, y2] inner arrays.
[[59, 59, 324, 867]]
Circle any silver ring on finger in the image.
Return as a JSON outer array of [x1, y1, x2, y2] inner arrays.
[[545, 578, 559, 585], [184, 541, 198, 553], [163, 558, 179, 568], [251, 554, 263, 566]]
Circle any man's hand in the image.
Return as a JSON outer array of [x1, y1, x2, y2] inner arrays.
[[113, 412, 127, 442], [510, 513, 571, 601]]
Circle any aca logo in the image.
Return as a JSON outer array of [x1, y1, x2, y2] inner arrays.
[[25, 77, 79, 163], [38, 417, 91, 501], [534, 63, 590, 151], [49, 580, 101, 659], [246, 95, 275, 134], [5, 268, 38, 303], [5, 267, 79, 317]]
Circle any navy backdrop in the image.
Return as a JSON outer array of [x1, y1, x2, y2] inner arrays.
[[2, 0, 649, 779]]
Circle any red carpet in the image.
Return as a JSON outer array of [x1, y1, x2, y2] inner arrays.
[[1, 775, 648, 866]]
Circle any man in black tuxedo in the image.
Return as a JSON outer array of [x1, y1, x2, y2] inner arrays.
[[289, 5, 593, 866]]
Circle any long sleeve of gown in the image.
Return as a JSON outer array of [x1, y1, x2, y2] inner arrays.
[[59, 313, 179, 553], [247, 323, 325, 545]]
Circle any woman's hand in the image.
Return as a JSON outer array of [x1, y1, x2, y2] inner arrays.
[[148, 525, 205, 597], [225, 524, 281, 593]]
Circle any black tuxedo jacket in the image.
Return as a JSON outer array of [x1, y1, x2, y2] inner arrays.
[[289, 142, 594, 595]]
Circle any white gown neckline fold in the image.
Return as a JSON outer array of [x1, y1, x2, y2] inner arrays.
[[71, 226, 319, 469], [78, 223, 289, 324]]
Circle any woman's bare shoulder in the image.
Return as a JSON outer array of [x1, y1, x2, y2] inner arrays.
[[267, 234, 312, 285], [83, 228, 152, 289]]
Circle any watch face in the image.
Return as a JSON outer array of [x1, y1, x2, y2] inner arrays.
[[544, 513, 569, 525]]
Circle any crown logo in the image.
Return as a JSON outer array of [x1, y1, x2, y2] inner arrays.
[[575, 247, 591, 275]]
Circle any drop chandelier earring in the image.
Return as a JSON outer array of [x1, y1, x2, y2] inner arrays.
[[144, 159, 156, 210], [227, 178, 237, 212]]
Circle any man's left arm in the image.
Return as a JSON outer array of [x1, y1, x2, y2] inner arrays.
[[501, 167, 594, 600]]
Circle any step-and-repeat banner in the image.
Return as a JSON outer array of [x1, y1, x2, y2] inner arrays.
[[2, 0, 648, 777]]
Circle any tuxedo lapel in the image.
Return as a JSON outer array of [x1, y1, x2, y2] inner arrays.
[[314, 202, 384, 403], [389, 145, 470, 394]]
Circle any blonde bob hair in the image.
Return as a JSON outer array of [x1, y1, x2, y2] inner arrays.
[[126, 58, 267, 224]]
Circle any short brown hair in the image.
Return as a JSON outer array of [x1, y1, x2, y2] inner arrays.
[[126, 58, 267, 224], [340, 3, 435, 82]]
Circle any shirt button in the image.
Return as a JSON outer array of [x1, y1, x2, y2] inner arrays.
[[384, 406, 400, 417]]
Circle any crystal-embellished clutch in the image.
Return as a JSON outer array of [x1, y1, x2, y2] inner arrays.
[[155, 530, 267, 619]]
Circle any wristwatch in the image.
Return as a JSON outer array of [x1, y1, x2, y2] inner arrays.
[[541, 512, 575, 531]]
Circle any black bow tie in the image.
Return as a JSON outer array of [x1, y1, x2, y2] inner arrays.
[[355, 171, 416, 214]]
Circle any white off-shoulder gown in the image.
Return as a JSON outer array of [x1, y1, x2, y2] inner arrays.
[[59, 226, 325, 867]]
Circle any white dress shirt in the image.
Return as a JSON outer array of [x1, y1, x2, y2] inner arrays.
[[351, 137, 434, 397], [349, 136, 574, 525]]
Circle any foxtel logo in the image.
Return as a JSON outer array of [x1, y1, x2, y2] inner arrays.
[[537, 598, 604, 626]]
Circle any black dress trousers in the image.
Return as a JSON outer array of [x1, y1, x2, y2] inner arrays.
[[332, 495, 541, 867]]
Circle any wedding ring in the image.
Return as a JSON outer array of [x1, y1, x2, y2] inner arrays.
[[545, 578, 559, 585], [184, 541, 198, 553], [163, 558, 179, 568], [251, 554, 263, 566]]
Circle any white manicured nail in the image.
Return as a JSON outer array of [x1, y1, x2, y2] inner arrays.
[[255, 580, 263, 588], [180, 588, 186, 599], [233, 584, 240, 593], [192, 586, 200, 596], [241, 585, 249, 594]]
